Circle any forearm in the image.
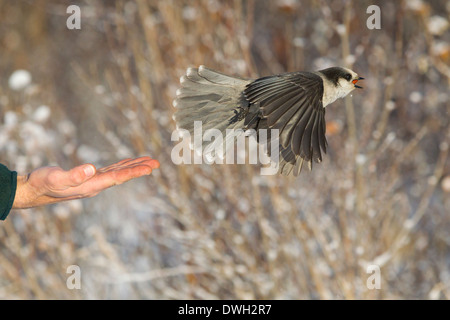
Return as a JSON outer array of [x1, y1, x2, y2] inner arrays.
[[12, 175, 30, 209], [13, 175, 61, 209]]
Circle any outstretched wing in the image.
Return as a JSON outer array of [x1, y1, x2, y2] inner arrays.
[[244, 72, 327, 175]]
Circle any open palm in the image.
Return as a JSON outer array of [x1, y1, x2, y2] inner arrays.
[[13, 157, 159, 209]]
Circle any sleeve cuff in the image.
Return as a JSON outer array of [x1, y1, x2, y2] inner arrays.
[[0, 165, 18, 220]]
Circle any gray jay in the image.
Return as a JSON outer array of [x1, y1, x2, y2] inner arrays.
[[173, 66, 364, 176]]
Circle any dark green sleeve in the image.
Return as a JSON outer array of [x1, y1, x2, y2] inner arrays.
[[0, 164, 17, 220]]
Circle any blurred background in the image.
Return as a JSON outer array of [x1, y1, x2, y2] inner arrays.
[[0, 0, 449, 299]]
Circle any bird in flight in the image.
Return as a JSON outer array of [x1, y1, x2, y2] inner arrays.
[[173, 65, 364, 176]]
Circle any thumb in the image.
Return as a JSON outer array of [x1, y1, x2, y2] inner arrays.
[[82, 164, 96, 179], [67, 164, 96, 186]]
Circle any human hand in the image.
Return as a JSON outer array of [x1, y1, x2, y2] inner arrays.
[[12, 156, 159, 209]]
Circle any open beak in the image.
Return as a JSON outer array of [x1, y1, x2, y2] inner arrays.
[[352, 77, 364, 89]]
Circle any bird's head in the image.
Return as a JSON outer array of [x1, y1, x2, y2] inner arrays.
[[319, 66, 364, 95]]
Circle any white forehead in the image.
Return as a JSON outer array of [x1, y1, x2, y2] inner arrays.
[[342, 67, 358, 77]]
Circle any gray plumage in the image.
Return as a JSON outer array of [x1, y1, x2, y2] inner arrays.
[[172, 65, 363, 176]]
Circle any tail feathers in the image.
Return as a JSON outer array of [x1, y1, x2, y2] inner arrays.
[[173, 66, 251, 159]]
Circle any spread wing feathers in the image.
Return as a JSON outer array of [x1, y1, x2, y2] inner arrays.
[[257, 118, 307, 177], [173, 66, 252, 159], [244, 72, 328, 174]]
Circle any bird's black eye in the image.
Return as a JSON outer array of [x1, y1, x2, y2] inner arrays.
[[344, 74, 352, 81]]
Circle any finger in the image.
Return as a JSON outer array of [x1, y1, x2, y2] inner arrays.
[[96, 159, 132, 172], [102, 159, 159, 182], [148, 159, 160, 169], [125, 157, 159, 169], [48, 164, 96, 188], [111, 158, 134, 166], [97, 157, 159, 173], [116, 156, 157, 167], [96, 158, 144, 172]]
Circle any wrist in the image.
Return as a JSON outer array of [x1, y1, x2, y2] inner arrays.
[[13, 175, 39, 209]]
